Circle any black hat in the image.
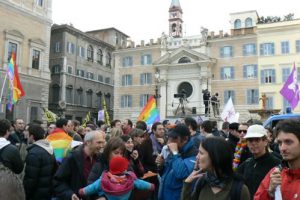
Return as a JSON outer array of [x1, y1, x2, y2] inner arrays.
[[167, 124, 190, 138]]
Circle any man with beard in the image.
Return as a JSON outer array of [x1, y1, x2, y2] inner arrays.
[[254, 119, 300, 199]]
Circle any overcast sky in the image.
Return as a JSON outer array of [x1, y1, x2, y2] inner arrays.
[[52, 0, 300, 43]]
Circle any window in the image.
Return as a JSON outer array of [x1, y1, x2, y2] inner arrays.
[[224, 90, 235, 104], [261, 69, 276, 84], [106, 52, 111, 67], [220, 46, 233, 58], [140, 73, 152, 85], [245, 18, 253, 27], [122, 74, 132, 86], [247, 89, 259, 104], [76, 69, 85, 77], [260, 43, 275, 56], [282, 68, 291, 82], [243, 44, 256, 56], [52, 65, 61, 74], [87, 45, 94, 61], [141, 54, 152, 65], [105, 93, 111, 109], [86, 72, 94, 80], [52, 85, 60, 103], [30, 106, 38, 122], [221, 67, 234, 80], [86, 90, 93, 107], [55, 42, 60, 53], [234, 19, 241, 29], [140, 94, 150, 107], [97, 49, 103, 64], [266, 96, 274, 109], [121, 95, 132, 108], [8, 42, 17, 61], [122, 56, 133, 67], [296, 40, 300, 53], [105, 77, 110, 84], [67, 66, 73, 74], [243, 64, 257, 78], [37, 0, 43, 6], [75, 88, 83, 105], [67, 42, 75, 54], [178, 57, 191, 63], [96, 92, 102, 109], [281, 41, 290, 54], [32, 49, 40, 69], [79, 46, 85, 58], [98, 75, 103, 82], [66, 86, 73, 104]]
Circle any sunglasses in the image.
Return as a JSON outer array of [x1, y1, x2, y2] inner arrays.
[[238, 130, 247, 134]]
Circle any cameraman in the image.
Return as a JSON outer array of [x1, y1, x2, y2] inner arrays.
[[203, 89, 211, 116]]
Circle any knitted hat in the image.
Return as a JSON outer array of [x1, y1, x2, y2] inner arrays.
[[109, 156, 129, 175]]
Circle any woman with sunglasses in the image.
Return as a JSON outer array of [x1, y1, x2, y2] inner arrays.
[[181, 137, 250, 200]]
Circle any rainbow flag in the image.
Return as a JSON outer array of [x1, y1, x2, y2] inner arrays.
[[46, 129, 72, 163], [138, 95, 160, 125], [7, 52, 25, 110]]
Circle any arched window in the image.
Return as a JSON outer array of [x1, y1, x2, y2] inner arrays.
[[234, 19, 241, 29], [106, 52, 111, 67], [172, 24, 176, 32], [178, 57, 191, 63], [87, 45, 94, 61], [52, 84, 60, 103], [97, 49, 103, 65], [86, 89, 93, 107], [245, 18, 253, 28]]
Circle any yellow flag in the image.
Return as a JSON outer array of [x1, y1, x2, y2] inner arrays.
[[42, 108, 57, 123], [102, 95, 111, 126], [82, 111, 91, 128]]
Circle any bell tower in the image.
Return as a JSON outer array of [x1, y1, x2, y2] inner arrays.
[[169, 0, 183, 38]]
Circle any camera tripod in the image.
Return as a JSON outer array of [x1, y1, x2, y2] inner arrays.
[[174, 97, 186, 116]]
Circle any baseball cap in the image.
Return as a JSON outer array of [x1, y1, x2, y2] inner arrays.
[[244, 124, 267, 139], [167, 124, 190, 138]]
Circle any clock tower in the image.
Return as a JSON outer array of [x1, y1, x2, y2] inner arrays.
[[169, 0, 183, 38]]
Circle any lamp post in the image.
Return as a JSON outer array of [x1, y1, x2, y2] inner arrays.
[[154, 69, 161, 106]]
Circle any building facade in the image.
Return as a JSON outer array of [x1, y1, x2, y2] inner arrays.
[[49, 25, 127, 122], [0, 0, 52, 122]]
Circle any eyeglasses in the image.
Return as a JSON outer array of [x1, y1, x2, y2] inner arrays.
[[238, 130, 247, 134]]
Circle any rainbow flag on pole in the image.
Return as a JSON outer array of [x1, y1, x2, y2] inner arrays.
[[138, 95, 160, 125], [7, 52, 25, 110]]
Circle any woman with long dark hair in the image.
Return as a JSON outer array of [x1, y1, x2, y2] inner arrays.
[[181, 137, 250, 200]]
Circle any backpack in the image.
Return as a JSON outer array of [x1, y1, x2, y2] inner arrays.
[[0, 145, 10, 163], [192, 177, 244, 200]]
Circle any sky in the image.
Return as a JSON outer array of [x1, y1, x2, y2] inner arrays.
[[52, 0, 300, 43]]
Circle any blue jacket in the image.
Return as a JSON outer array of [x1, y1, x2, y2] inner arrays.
[[158, 139, 198, 200], [82, 172, 152, 200]]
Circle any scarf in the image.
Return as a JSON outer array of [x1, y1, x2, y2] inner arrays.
[[232, 140, 247, 171], [150, 134, 163, 155], [204, 171, 230, 189]]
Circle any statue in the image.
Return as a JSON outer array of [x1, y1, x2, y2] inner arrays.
[[161, 32, 168, 49], [200, 26, 208, 44], [259, 94, 267, 110]]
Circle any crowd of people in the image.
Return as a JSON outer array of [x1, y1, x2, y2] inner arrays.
[[0, 116, 300, 200]]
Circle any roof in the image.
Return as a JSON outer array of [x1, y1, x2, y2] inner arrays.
[[86, 27, 129, 38], [170, 0, 181, 8], [263, 113, 300, 128]]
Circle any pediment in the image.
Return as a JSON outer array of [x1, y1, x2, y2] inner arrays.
[[154, 46, 213, 65], [29, 38, 46, 47], [5, 29, 24, 39]]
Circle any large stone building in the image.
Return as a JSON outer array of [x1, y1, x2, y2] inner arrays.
[[49, 25, 128, 122], [113, 1, 262, 122], [0, 0, 52, 122]]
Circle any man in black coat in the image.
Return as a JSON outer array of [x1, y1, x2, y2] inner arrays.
[[0, 119, 23, 174], [202, 89, 211, 116], [53, 130, 105, 200], [23, 124, 57, 200]]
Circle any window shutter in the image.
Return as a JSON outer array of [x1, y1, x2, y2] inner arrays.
[[231, 67, 234, 79], [232, 90, 235, 103], [271, 43, 275, 55], [224, 91, 228, 104], [255, 89, 259, 104], [140, 74, 144, 85], [253, 44, 257, 55], [129, 75, 132, 85], [272, 69, 276, 83], [220, 47, 224, 57], [230, 46, 233, 57], [140, 94, 143, 107], [122, 58, 126, 67], [148, 73, 152, 84], [148, 55, 152, 64], [243, 45, 246, 56], [141, 55, 144, 65], [130, 57, 133, 66], [122, 76, 125, 86], [246, 89, 250, 104], [129, 95, 132, 107], [260, 44, 264, 55], [221, 68, 225, 79], [261, 70, 265, 84], [243, 65, 247, 78], [254, 65, 258, 78]]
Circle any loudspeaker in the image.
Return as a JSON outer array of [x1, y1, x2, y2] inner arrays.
[[192, 107, 196, 114]]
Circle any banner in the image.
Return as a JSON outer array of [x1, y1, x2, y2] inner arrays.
[[42, 108, 57, 123], [220, 97, 239, 123]]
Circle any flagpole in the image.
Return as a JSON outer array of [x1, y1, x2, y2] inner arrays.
[[0, 72, 8, 104]]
